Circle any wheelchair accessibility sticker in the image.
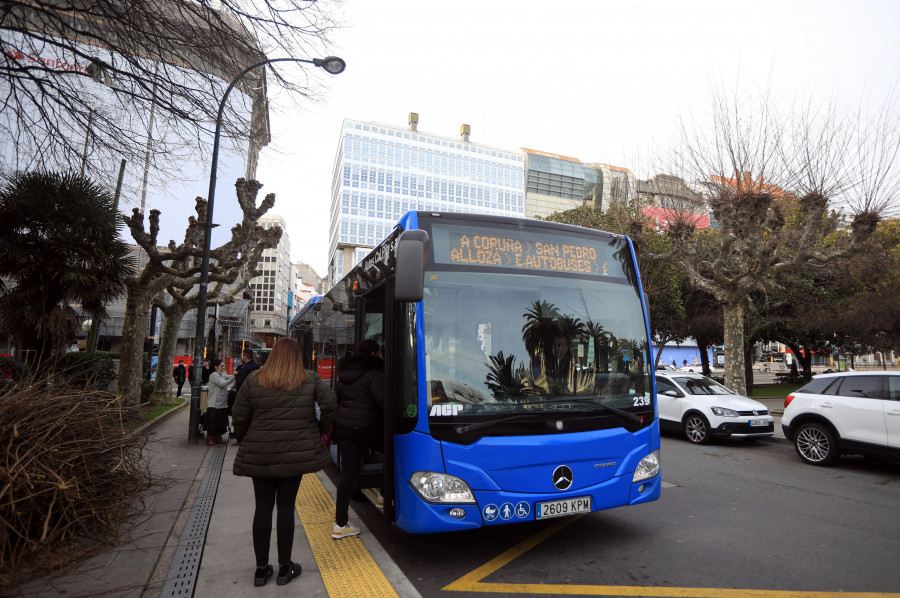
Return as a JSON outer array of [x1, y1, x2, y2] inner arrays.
[[515, 501, 530, 518]]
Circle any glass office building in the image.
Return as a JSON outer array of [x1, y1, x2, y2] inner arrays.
[[328, 117, 525, 284], [522, 149, 603, 219]]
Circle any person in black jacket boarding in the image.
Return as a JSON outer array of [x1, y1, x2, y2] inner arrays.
[[332, 338, 385, 539]]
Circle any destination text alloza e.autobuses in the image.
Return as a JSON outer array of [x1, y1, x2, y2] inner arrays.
[[447, 233, 608, 274]]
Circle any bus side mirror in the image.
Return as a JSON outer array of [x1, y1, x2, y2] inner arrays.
[[395, 230, 430, 302]]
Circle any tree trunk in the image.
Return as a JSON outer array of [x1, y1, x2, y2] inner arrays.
[[152, 302, 188, 401], [699, 344, 711, 377], [743, 337, 754, 396], [723, 301, 747, 396], [694, 333, 712, 378], [117, 284, 152, 406], [784, 341, 813, 381], [654, 341, 667, 368]]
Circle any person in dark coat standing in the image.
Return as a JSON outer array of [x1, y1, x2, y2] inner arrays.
[[229, 349, 261, 446], [232, 338, 337, 587], [332, 338, 385, 539], [172, 361, 187, 397], [234, 349, 261, 392]]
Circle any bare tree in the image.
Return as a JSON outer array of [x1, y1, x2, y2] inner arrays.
[[152, 188, 282, 404], [1, 0, 339, 187], [630, 86, 898, 395], [119, 178, 279, 406]]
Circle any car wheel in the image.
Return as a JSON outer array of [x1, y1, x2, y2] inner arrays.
[[683, 413, 711, 444], [794, 422, 839, 466]]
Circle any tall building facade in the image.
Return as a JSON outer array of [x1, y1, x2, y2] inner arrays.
[[327, 115, 526, 284], [522, 148, 603, 219], [249, 215, 292, 344]]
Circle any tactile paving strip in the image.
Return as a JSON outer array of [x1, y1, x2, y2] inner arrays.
[[296, 474, 399, 597], [159, 443, 227, 597]]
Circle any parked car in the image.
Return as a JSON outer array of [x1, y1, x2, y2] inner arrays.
[[657, 363, 678, 371], [656, 372, 774, 444], [782, 371, 900, 466]]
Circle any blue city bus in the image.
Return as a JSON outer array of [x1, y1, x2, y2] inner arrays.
[[291, 211, 660, 533]]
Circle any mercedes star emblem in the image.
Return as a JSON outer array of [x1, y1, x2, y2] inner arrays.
[[552, 465, 573, 490]]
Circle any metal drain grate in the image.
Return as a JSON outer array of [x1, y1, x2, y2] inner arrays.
[[159, 443, 227, 597]]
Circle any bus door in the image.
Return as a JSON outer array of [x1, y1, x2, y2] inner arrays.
[[354, 281, 415, 525], [353, 285, 391, 519]]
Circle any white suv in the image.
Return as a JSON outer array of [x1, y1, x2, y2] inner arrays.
[[656, 372, 774, 444], [783, 371, 900, 466]]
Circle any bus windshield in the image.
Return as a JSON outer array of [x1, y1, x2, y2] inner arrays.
[[423, 267, 652, 435]]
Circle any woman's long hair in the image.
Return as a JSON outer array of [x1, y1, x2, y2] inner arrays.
[[256, 338, 308, 390]]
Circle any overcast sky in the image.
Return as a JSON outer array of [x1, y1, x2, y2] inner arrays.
[[252, 0, 900, 276]]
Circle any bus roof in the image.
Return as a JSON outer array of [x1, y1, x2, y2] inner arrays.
[[288, 294, 323, 331]]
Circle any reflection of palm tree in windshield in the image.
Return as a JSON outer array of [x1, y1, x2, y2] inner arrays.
[[550, 315, 585, 394], [521, 300, 560, 365], [485, 351, 531, 401], [443, 382, 488, 404], [612, 242, 637, 287], [520, 301, 589, 395], [586, 320, 611, 374]]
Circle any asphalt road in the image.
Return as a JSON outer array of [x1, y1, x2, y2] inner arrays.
[[349, 435, 900, 597]]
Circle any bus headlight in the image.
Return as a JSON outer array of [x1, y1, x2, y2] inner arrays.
[[410, 471, 476, 504], [632, 450, 660, 483]]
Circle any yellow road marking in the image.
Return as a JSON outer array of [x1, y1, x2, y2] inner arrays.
[[296, 474, 398, 598], [442, 514, 898, 597]]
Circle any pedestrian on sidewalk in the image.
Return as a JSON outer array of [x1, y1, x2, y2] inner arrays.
[[201, 359, 212, 384], [333, 338, 385, 539], [173, 360, 187, 398], [231, 337, 337, 587], [205, 359, 234, 447], [229, 349, 260, 445]]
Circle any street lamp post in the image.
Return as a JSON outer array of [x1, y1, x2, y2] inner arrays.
[[188, 55, 346, 443]]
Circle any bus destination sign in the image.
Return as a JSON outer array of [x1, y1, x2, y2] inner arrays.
[[445, 232, 609, 275]]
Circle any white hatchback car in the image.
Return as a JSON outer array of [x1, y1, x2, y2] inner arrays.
[[782, 371, 900, 466], [656, 372, 774, 444]]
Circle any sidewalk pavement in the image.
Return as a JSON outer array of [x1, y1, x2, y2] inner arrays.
[[8, 403, 418, 598]]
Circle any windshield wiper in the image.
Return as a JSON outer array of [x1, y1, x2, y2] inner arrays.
[[519, 397, 643, 422], [454, 414, 534, 434], [453, 398, 642, 435]]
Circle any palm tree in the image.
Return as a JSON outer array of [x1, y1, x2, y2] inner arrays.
[[585, 320, 611, 373], [521, 299, 561, 367], [485, 351, 530, 401], [0, 171, 135, 365]]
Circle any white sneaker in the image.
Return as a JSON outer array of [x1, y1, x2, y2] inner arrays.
[[332, 523, 360, 539]]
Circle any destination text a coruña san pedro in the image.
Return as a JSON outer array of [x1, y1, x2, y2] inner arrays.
[[450, 234, 600, 273]]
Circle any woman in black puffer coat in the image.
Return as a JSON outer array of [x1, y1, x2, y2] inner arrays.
[[232, 338, 336, 586], [332, 338, 384, 539]]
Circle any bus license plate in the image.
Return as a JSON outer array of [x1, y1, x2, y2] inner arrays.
[[749, 419, 768, 427], [536, 496, 591, 520]]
